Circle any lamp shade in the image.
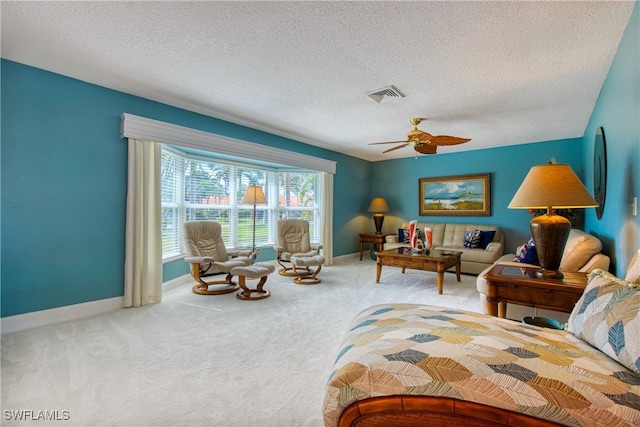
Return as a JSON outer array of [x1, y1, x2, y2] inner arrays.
[[508, 163, 597, 210], [241, 186, 267, 205], [367, 197, 390, 213], [508, 163, 597, 279]]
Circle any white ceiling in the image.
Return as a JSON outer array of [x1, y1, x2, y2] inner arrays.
[[1, 1, 635, 161]]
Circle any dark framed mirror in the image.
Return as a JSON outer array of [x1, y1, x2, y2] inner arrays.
[[593, 127, 606, 219]]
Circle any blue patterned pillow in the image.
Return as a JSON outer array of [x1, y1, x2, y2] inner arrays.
[[567, 269, 640, 373], [398, 228, 410, 243], [463, 230, 481, 248], [514, 238, 539, 265]]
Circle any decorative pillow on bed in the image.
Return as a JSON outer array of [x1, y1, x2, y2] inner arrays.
[[478, 230, 496, 249], [398, 228, 410, 244], [463, 230, 481, 248], [567, 269, 640, 373], [514, 238, 539, 265], [625, 249, 640, 284]]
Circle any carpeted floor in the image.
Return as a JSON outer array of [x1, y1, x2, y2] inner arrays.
[[1, 255, 483, 427]]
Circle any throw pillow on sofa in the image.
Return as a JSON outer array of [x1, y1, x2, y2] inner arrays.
[[398, 228, 410, 244], [567, 269, 640, 373], [514, 238, 539, 265], [463, 230, 481, 248], [479, 230, 496, 249]]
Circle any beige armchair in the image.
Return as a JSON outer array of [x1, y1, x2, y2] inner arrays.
[[274, 219, 324, 281], [183, 220, 256, 295]]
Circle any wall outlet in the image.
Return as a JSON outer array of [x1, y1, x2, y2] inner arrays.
[[633, 197, 638, 216]]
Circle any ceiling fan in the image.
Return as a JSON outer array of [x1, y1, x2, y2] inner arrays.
[[369, 118, 471, 155]]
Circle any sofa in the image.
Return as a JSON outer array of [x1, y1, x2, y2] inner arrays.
[[384, 222, 503, 274], [476, 228, 610, 321]]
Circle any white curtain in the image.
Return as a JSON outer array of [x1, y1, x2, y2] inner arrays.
[[321, 172, 334, 265], [123, 138, 163, 307]]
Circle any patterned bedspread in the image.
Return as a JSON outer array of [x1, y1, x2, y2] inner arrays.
[[322, 304, 640, 427]]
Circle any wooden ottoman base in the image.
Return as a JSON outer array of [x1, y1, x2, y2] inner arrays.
[[230, 263, 275, 300]]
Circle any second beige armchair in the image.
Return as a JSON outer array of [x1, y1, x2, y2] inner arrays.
[[274, 219, 324, 284]]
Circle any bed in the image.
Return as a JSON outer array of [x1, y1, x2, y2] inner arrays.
[[322, 283, 640, 427]]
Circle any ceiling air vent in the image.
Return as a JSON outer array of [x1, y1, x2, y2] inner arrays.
[[365, 85, 404, 103]]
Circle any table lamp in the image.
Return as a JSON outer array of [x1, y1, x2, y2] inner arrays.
[[508, 163, 598, 279], [241, 186, 267, 251], [367, 197, 390, 234]]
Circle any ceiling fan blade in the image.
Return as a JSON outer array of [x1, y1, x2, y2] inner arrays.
[[382, 143, 410, 153], [369, 140, 409, 145], [430, 135, 471, 146], [414, 144, 438, 155]]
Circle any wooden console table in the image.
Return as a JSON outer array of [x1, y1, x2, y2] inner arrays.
[[359, 232, 393, 261], [484, 264, 588, 318]]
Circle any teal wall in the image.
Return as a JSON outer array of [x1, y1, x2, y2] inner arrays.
[[582, 3, 640, 277], [370, 138, 583, 253], [1, 60, 369, 317]]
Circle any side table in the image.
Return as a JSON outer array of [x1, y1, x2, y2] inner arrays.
[[483, 264, 587, 318], [359, 232, 393, 261]]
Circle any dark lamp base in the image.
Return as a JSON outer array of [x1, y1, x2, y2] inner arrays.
[[373, 214, 385, 234], [530, 213, 571, 280]]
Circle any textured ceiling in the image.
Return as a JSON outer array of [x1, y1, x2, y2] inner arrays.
[[1, 1, 635, 161]]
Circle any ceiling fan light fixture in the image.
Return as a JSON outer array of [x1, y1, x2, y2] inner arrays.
[[368, 117, 471, 156], [365, 85, 404, 103]]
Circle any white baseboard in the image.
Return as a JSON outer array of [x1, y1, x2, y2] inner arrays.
[[162, 274, 192, 292], [1, 257, 362, 334], [1, 275, 195, 334], [1, 297, 124, 334]]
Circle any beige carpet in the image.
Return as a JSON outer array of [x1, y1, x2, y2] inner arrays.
[[1, 255, 482, 427]]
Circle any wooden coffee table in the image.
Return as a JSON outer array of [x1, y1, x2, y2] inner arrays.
[[376, 247, 462, 294]]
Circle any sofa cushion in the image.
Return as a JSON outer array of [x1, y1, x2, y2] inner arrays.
[[567, 269, 640, 373], [463, 230, 481, 248], [625, 249, 640, 284], [448, 246, 502, 264], [559, 229, 602, 272]]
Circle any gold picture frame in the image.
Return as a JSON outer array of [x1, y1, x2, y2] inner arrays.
[[419, 173, 491, 216]]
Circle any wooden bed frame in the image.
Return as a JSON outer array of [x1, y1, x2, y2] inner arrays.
[[338, 396, 562, 427]]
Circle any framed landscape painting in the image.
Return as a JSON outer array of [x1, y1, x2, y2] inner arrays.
[[419, 173, 490, 216]]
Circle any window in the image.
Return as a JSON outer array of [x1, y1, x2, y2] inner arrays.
[[161, 146, 322, 260], [278, 172, 320, 242]]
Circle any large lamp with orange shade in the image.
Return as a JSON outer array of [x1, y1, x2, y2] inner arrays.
[[508, 162, 598, 279], [367, 197, 390, 234]]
